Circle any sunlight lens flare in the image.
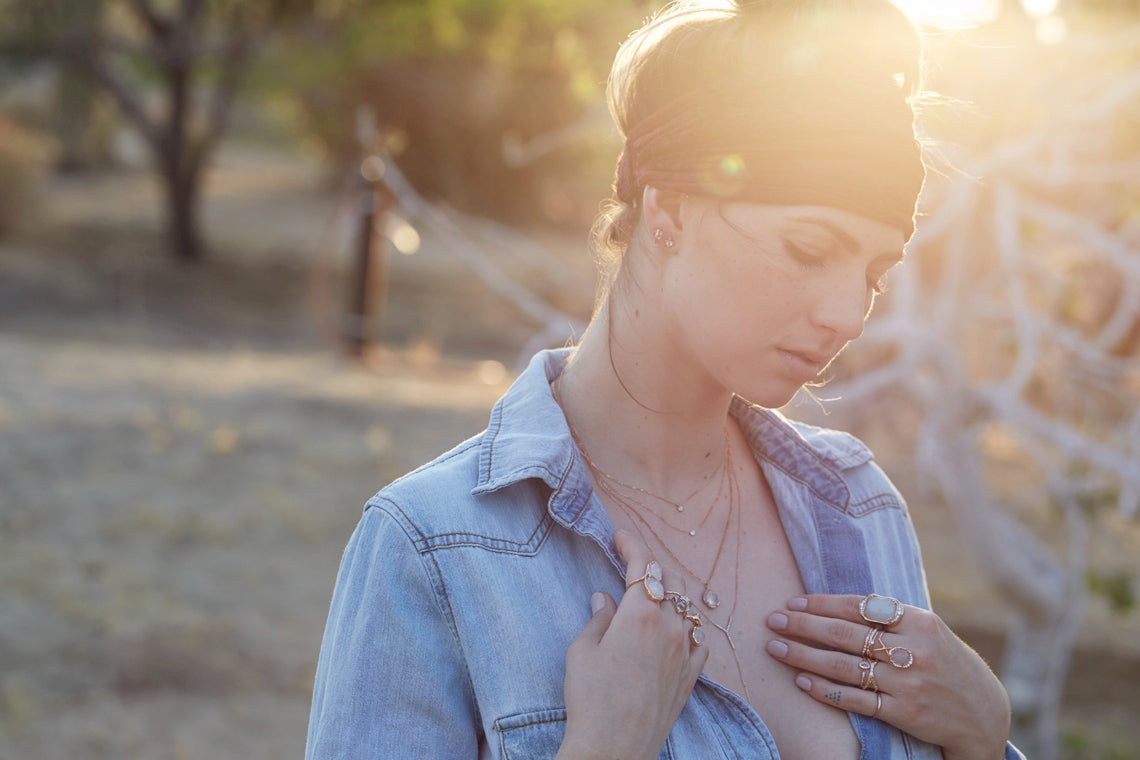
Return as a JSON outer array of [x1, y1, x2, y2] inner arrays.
[[1022, 0, 1060, 19], [385, 216, 421, 255], [1035, 15, 1068, 44], [892, 0, 999, 27]]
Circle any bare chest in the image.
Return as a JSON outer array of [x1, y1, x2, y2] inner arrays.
[[605, 459, 861, 760], [699, 486, 860, 760]]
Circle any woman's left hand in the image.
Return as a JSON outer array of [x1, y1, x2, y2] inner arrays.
[[764, 594, 1011, 760]]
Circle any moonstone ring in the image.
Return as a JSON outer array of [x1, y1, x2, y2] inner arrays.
[[627, 560, 665, 602], [859, 593, 905, 627], [865, 625, 915, 669]]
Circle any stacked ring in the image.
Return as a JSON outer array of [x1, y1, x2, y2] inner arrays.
[[865, 626, 916, 669], [627, 560, 666, 602], [862, 625, 881, 659], [664, 591, 706, 646], [859, 658, 879, 692]]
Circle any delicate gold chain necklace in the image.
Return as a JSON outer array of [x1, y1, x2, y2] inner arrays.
[[572, 428, 730, 537], [588, 442, 735, 609], [551, 380, 755, 700], [591, 440, 753, 702]]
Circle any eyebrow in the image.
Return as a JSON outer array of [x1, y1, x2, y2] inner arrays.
[[790, 216, 859, 253], [789, 215, 905, 263]]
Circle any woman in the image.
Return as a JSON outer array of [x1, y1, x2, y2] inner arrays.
[[306, 1, 1022, 758]]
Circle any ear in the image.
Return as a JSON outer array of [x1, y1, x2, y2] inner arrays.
[[641, 186, 685, 241]]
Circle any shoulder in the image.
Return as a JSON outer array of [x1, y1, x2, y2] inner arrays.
[[362, 430, 559, 558]]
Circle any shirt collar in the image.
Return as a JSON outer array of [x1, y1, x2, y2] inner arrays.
[[473, 349, 595, 527]]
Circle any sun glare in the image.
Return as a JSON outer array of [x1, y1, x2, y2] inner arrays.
[[1022, 0, 1060, 19], [893, 0, 1000, 27]]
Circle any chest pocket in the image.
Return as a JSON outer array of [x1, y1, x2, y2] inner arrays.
[[493, 709, 673, 760]]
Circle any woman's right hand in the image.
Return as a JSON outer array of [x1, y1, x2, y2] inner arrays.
[[556, 530, 709, 760]]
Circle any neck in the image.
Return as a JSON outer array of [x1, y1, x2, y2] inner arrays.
[[554, 287, 736, 503]]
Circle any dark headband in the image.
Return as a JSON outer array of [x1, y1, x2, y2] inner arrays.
[[614, 77, 925, 240]]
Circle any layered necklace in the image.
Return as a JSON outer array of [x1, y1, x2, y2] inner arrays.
[[556, 397, 754, 701]]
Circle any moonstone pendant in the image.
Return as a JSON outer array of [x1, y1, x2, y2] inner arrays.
[[689, 627, 706, 646], [701, 589, 721, 609]]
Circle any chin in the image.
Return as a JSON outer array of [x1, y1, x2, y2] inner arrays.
[[733, 383, 803, 410]]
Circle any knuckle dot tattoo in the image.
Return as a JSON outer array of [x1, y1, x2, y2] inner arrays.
[[825, 690, 842, 706]]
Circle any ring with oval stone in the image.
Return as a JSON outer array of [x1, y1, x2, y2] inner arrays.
[[859, 593, 905, 627], [859, 658, 880, 692], [627, 560, 666, 602]]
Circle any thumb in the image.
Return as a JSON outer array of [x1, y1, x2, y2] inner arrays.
[[577, 591, 616, 645]]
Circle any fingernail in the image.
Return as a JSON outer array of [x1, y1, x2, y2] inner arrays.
[[768, 612, 788, 630], [591, 591, 606, 614], [795, 675, 812, 691], [766, 640, 788, 657], [788, 597, 808, 611]]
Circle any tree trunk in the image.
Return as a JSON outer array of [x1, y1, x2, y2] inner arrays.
[[161, 30, 204, 263], [165, 166, 203, 262]]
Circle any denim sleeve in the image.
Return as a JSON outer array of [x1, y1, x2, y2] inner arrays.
[[306, 505, 480, 758], [1005, 741, 1027, 759]]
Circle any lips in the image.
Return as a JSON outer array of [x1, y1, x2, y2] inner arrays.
[[777, 348, 831, 380]]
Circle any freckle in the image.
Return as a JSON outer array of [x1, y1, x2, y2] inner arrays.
[[635, 309, 640, 317]]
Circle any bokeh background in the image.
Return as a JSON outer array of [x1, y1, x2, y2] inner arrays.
[[1, 1, 1138, 758]]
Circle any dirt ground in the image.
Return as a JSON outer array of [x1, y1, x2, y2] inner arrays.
[[1, 143, 1137, 759]]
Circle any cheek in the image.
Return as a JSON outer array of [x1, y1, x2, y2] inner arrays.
[[673, 249, 796, 347]]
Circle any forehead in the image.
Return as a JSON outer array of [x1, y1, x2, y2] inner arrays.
[[714, 203, 906, 254]]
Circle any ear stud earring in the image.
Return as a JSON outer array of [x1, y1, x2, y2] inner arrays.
[[653, 228, 675, 248]]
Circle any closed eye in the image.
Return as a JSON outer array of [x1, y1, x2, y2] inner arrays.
[[785, 241, 827, 268]]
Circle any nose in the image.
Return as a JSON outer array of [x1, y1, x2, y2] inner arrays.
[[810, 272, 870, 343]]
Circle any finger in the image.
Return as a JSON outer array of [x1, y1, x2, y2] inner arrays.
[[765, 635, 881, 691], [788, 594, 912, 628], [614, 530, 666, 605], [614, 529, 648, 583], [767, 608, 879, 656], [577, 591, 617, 646], [794, 673, 885, 719], [687, 628, 711, 671]]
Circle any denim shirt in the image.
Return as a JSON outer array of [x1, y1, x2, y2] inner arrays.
[[306, 349, 1025, 760]]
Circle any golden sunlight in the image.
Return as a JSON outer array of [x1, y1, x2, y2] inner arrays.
[[1022, 0, 1060, 18], [893, 0, 1000, 27]]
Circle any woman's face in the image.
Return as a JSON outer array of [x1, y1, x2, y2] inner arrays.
[[661, 202, 906, 408]]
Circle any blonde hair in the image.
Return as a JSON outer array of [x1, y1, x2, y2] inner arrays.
[[590, 0, 925, 284]]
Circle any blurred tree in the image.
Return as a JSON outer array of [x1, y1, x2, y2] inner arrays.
[[1, 0, 316, 261], [256, 0, 643, 227], [49, 0, 114, 173]]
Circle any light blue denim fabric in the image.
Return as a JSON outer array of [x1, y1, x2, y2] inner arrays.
[[306, 348, 1025, 760]]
